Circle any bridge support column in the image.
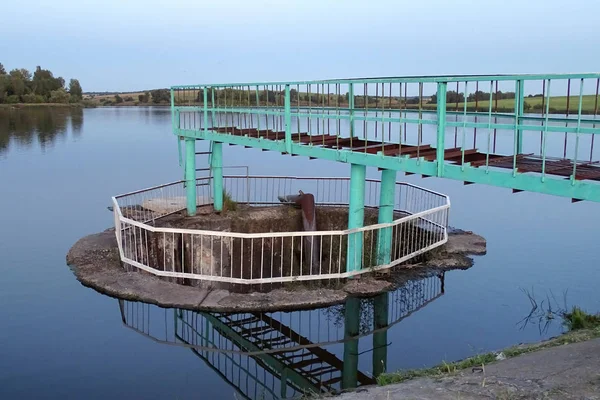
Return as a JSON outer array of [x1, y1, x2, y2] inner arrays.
[[377, 169, 396, 266], [185, 138, 197, 216], [211, 141, 224, 212], [347, 163, 366, 273], [342, 297, 360, 389], [436, 82, 447, 177], [373, 293, 389, 377], [515, 79, 525, 155]]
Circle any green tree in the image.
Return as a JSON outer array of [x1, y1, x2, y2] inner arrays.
[[429, 90, 465, 104], [115, 94, 123, 104], [289, 88, 298, 102], [10, 68, 31, 81], [22, 93, 45, 103], [0, 63, 5, 75], [467, 90, 492, 102], [68, 79, 83, 100], [32, 66, 64, 99], [195, 89, 205, 103], [138, 92, 150, 103], [49, 88, 70, 103], [7, 68, 32, 99], [0, 75, 7, 103], [150, 89, 169, 104]]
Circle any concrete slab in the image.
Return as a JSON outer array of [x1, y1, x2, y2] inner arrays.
[[338, 338, 600, 400], [142, 196, 212, 214]]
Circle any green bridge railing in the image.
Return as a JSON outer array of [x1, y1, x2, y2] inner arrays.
[[171, 74, 600, 202]]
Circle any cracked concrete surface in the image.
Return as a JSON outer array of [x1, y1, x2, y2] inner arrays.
[[66, 228, 484, 312], [337, 338, 600, 400]]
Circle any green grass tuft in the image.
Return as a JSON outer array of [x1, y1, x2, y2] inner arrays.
[[378, 319, 600, 387], [223, 191, 237, 212], [377, 352, 497, 385], [563, 307, 600, 331]]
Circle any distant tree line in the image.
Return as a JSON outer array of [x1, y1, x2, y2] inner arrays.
[[0, 63, 82, 104], [170, 87, 424, 108], [97, 89, 168, 106], [466, 90, 516, 102], [429, 90, 465, 104], [429, 90, 517, 104], [150, 89, 170, 103]]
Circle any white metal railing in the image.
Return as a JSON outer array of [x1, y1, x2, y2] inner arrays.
[[112, 176, 449, 284]]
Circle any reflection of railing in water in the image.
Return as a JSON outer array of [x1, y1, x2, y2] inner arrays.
[[118, 272, 445, 399]]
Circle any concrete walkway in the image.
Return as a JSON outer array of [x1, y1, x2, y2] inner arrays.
[[338, 338, 600, 400]]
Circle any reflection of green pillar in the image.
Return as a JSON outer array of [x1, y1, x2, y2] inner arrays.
[[185, 138, 197, 216], [376, 169, 396, 266], [342, 297, 360, 389], [280, 368, 288, 398], [347, 164, 366, 273], [373, 293, 389, 377], [211, 141, 223, 212]]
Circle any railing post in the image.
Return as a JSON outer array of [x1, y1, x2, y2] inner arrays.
[[349, 83, 355, 138], [376, 169, 396, 266], [203, 87, 208, 134], [436, 82, 447, 177], [347, 164, 366, 273], [342, 297, 360, 389], [515, 79, 524, 155], [372, 292, 389, 377], [170, 88, 176, 132], [211, 141, 224, 212], [185, 138, 197, 216], [284, 84, 292, 154]]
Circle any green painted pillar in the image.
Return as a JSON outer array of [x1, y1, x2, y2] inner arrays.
[[436, 82, 447, 177], [284, 84, 292, 154], [376, 169, 396, 266], [347, 163, 366, 273], [372, 293, 389, 377], [211, 141, 223, 212], [185, 138, 197, 216], [515, 79, 525, 155], [349, 83, 355, 138], [342, 297, 360, 390]]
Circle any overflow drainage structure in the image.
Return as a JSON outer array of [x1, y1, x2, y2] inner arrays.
[[111, 174, 450, 285]]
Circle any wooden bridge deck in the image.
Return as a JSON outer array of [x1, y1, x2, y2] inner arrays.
[[209, 127, 600, 182]]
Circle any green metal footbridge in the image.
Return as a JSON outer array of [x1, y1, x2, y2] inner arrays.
[[170, 73, 599, 260]]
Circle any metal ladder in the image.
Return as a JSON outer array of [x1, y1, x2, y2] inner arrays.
[[195, 140, 213, 199]]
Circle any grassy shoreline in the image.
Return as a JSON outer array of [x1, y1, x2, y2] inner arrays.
[[5, 97, 598, 116], [377, 308, 600, 386], [0, 102, 94, 109]]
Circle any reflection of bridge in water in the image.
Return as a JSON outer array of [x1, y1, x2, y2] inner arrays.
[[118, 271, 445, 399]]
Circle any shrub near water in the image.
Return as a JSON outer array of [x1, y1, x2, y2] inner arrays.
[[564, 307, 600, 331], [378, 303, 600, 387], [222, 191, 237, 212]]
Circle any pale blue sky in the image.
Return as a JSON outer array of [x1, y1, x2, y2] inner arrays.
[[1, 0, 598, 92]]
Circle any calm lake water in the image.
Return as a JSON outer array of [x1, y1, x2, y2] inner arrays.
[[0, 107, 598, 399]]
